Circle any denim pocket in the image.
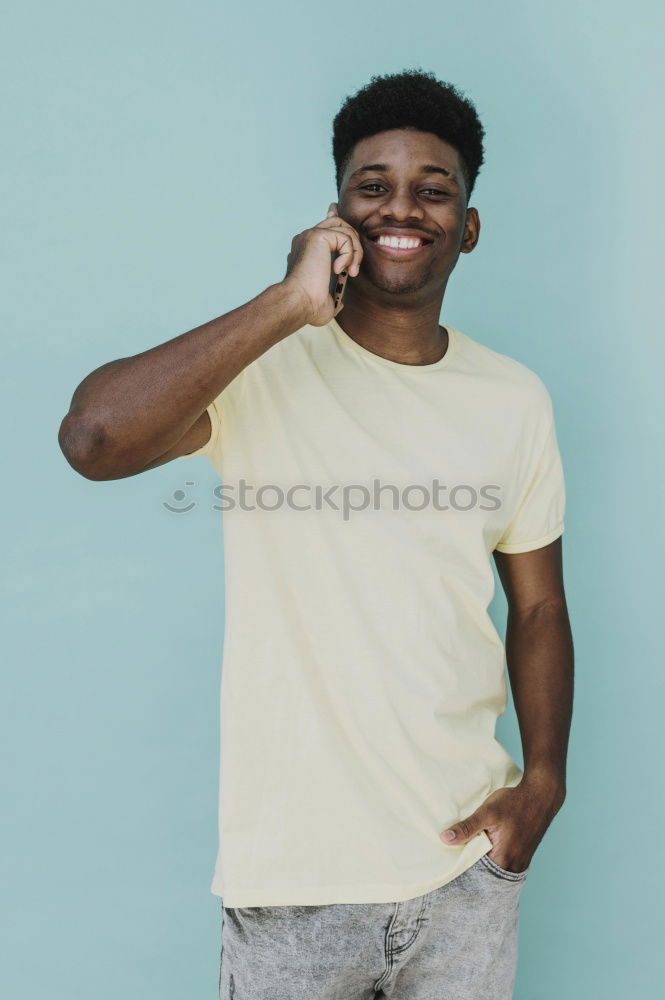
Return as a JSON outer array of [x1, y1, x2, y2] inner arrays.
[[480, 852, 530, 882]]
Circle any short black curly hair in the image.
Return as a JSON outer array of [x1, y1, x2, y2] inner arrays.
[[332, 69, 485, 202]]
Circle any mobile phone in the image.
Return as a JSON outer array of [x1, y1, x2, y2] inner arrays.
[[329, 251, 349, 311]]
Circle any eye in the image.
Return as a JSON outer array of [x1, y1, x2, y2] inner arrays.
[[360, 184, 452, 198]]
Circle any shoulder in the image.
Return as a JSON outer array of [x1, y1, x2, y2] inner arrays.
[[247, 322, 319, 373], [452, 327, 554, 417]]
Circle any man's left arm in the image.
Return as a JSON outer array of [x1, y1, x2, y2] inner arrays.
[[439, 536, 574, 871]]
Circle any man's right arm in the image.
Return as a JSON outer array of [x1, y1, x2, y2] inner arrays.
[[58, 206, 364, 481], [58, 282, 309, 481]]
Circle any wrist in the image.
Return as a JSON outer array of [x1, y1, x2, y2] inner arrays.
[[521, 764, 566, 806], [273, 278, 315, 330]]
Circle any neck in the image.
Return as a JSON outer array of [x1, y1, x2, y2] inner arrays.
[[333, 286, 448, 366]]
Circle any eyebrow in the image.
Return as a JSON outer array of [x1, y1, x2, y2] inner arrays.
[[349, 163, 460, 187]]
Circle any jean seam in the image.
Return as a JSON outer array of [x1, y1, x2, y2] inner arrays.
[[390, 896, 430, 954], [390, 913, 428, 954]]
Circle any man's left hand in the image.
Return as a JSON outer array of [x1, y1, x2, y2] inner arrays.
[[439, 775, 566, 873]]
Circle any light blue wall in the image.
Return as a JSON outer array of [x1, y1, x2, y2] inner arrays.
[[2, 1, 662, 996]]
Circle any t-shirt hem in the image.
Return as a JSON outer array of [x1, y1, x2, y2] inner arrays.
[[494, 523, 564, 554], [210, 833, 493, 907]]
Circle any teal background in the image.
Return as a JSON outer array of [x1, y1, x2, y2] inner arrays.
[[2, 1, 663, 997]]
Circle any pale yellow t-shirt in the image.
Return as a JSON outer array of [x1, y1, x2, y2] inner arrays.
[[178, 316, 565, 906]]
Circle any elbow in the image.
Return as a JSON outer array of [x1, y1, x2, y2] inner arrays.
[[509, 595, 569, 626], [58, 414, 111, 480]]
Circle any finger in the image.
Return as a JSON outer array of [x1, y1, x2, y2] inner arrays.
[[440, 812, 485, 844], [327, 202, 337, 218], [331, 232, 356, 274], [332, 221, 363, 277], [318, 223, 355, 272], [318, 219, 363, 276]]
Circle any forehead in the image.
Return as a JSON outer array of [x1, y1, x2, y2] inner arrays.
[[347, 128, 461, 175]]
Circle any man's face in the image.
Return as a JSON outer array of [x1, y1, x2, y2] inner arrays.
[[337, 128, 479, 298]]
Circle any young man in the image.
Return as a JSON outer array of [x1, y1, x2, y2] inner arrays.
[[59, 70, 573, 999]]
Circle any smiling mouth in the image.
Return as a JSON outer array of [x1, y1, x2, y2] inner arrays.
[[366, 235, 433, 258]]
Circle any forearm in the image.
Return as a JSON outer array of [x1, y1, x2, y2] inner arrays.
[[505, 600, 574, 802], [58, 281, 308, 478]]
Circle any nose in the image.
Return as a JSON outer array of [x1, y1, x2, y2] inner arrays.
[[379, 187, 426, 222]]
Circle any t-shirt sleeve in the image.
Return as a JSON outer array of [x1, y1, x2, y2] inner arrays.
[[175, 395, 223, 461], [494, 395, 566, 554]]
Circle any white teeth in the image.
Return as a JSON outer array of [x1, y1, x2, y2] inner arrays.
[[377, 235, 423, 249]]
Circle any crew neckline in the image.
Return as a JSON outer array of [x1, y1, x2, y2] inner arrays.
[[329, 316, 459, 372]]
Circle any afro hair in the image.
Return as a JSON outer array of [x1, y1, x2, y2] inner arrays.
[[332, 69, 485, 202]]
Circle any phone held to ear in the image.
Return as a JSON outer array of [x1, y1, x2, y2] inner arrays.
[[329, 251, 349, 311]]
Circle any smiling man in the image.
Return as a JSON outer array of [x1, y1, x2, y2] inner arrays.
[[59, 69, 574, 999]]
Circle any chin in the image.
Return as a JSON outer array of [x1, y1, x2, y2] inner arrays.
[[369, 272, 432, 296]]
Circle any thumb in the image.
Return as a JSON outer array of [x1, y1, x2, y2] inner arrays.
[[440, 811, 486, 845], [327, 202, 338, 217]]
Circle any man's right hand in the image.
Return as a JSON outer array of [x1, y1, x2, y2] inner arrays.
[[281, 204, 364, 327]]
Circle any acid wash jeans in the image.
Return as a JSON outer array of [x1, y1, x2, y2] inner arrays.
[[218, 852, 529, 999]]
